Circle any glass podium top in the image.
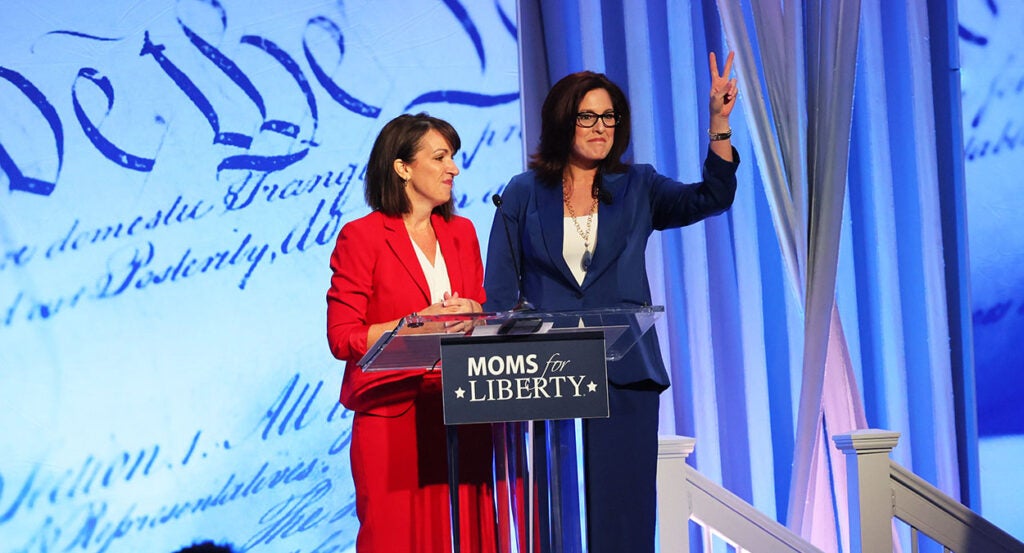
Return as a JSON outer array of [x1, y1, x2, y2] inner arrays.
[[357, 305, 664, 371]]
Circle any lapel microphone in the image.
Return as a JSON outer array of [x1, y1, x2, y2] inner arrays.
[[491, 194, 536, 314]]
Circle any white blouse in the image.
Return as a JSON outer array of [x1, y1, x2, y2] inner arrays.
[[410, 235, 452, 303], [563, 213, 599, 286]]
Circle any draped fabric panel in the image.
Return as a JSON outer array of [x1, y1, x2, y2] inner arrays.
[[846, 0, 964, 498], [714, 1, 868, 548], [514, 0, 970, 549]]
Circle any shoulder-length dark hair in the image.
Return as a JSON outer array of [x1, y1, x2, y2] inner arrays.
[[529, 71, 632, 186], [365, 112, 461, 220]]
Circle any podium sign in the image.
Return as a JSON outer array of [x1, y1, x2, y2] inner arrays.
[[440, 332, 609, 425]]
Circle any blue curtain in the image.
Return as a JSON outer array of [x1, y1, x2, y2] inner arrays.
[[515, 0, 975, 549]]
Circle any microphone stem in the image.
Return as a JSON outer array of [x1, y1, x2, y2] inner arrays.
[[492, 194, 534, 311]]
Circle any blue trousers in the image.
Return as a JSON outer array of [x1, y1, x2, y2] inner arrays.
[[584, 382, 661, 553]]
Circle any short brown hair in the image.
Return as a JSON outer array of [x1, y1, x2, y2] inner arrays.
[[365, 113, 462, 220], [529, 71, 632, 185]]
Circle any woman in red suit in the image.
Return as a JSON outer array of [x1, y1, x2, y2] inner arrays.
[[326, 113, 495, 552]]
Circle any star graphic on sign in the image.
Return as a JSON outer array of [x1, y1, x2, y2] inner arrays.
[[454, 387, 466, 399], [587, 381, 598, 393]]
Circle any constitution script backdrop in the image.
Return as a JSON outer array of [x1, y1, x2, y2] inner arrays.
[[0, 1, 522, 551]]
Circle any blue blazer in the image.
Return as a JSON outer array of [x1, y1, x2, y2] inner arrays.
[[484, 150, 739, 387]]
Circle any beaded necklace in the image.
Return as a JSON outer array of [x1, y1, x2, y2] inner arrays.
[[563, 182, 599, 271]]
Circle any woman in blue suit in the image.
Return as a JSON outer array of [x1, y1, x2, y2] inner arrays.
[[484, 53, 740, 552]]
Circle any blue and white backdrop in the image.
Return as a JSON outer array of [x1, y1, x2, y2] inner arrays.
[[0, 1, 521, 551], [4, 0, 1024, 552]]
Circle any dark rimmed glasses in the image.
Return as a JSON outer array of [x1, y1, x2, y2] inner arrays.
[[576, 111, 620, 128]]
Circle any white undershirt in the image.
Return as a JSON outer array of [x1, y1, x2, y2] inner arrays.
[[410, 236, 452, 303], [563, 213, 599, 286]]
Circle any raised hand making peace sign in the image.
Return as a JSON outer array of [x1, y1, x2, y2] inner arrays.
[[709, 51, 739, 118], [708, 51, 738, 161]]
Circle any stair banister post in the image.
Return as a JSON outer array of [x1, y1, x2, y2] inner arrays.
[[833, 429, 901, 553], [657, 435, 696, 553]]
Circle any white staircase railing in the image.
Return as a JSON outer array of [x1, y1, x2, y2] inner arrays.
[[657, 435, 824, 553], [658, 431, 1024, 553], [834, 429, 1024, 553]]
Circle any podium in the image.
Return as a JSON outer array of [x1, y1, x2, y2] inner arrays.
[[358, 306, 664, 553]]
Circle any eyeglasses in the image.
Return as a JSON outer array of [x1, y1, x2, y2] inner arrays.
[[576, 111, 620, 128]]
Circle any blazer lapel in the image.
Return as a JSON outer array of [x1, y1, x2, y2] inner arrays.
[[383, 215, 431, 304], [581, 171, 629, 289], [536, 181, 579, 288]]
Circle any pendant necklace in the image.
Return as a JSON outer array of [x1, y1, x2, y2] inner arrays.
[[563, 181, 599, 272]]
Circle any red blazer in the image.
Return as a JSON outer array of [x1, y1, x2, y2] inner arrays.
[[326, 211, 495, 552], [326, 210, 486, 415]]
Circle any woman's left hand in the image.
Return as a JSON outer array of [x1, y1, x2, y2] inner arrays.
[[709, 51, 739, 119]]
